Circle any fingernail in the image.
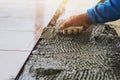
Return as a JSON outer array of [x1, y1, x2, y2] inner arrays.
[[63, 30, 67, 34], [67, 29, 72, 34], [73, 29, 78, 34]]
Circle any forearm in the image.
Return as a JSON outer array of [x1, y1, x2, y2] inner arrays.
[[87, 0, 120, 24]]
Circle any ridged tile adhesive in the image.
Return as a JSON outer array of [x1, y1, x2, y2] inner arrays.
[[18, 24, 120, 80]]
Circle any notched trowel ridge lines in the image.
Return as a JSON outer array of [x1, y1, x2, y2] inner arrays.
[[18, 24, 120, 80]]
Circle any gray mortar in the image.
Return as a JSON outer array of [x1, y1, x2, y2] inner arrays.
[[18, 24, 120, 80]]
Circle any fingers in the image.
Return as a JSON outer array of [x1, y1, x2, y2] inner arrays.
[[73, 28, 79, 34], [62, 29, 81, 34], [59, 13, 91, 34], [63, 30, 67, 34], [60, 13, 92, 30], [62, 26, 83, 34], [64, 29, 72, 34]]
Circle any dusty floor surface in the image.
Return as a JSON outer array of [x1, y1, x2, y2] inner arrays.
[[18, 24, 120, 80]]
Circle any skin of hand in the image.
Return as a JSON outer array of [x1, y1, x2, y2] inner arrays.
[[60, 13, 92, 34]]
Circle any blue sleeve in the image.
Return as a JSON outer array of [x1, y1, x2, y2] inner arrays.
[[87, 0, 120, 24]]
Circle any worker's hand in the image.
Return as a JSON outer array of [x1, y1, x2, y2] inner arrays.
[[60, 13, 92, 34]]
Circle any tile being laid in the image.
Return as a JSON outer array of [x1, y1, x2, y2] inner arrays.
[[0, 0, 35, 18], [0, 18, 35, 31], [0, 7, 36, 18], [0, 51, 30, 80], [0, 31, 37, 51]]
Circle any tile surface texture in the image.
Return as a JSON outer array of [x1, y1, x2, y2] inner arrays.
[[0, 51, 30, 80]]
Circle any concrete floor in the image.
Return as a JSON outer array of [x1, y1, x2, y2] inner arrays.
[[107, 20, 120, 36]]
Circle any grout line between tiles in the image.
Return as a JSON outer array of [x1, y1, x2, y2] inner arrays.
[[0, 49, 31, 52]]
